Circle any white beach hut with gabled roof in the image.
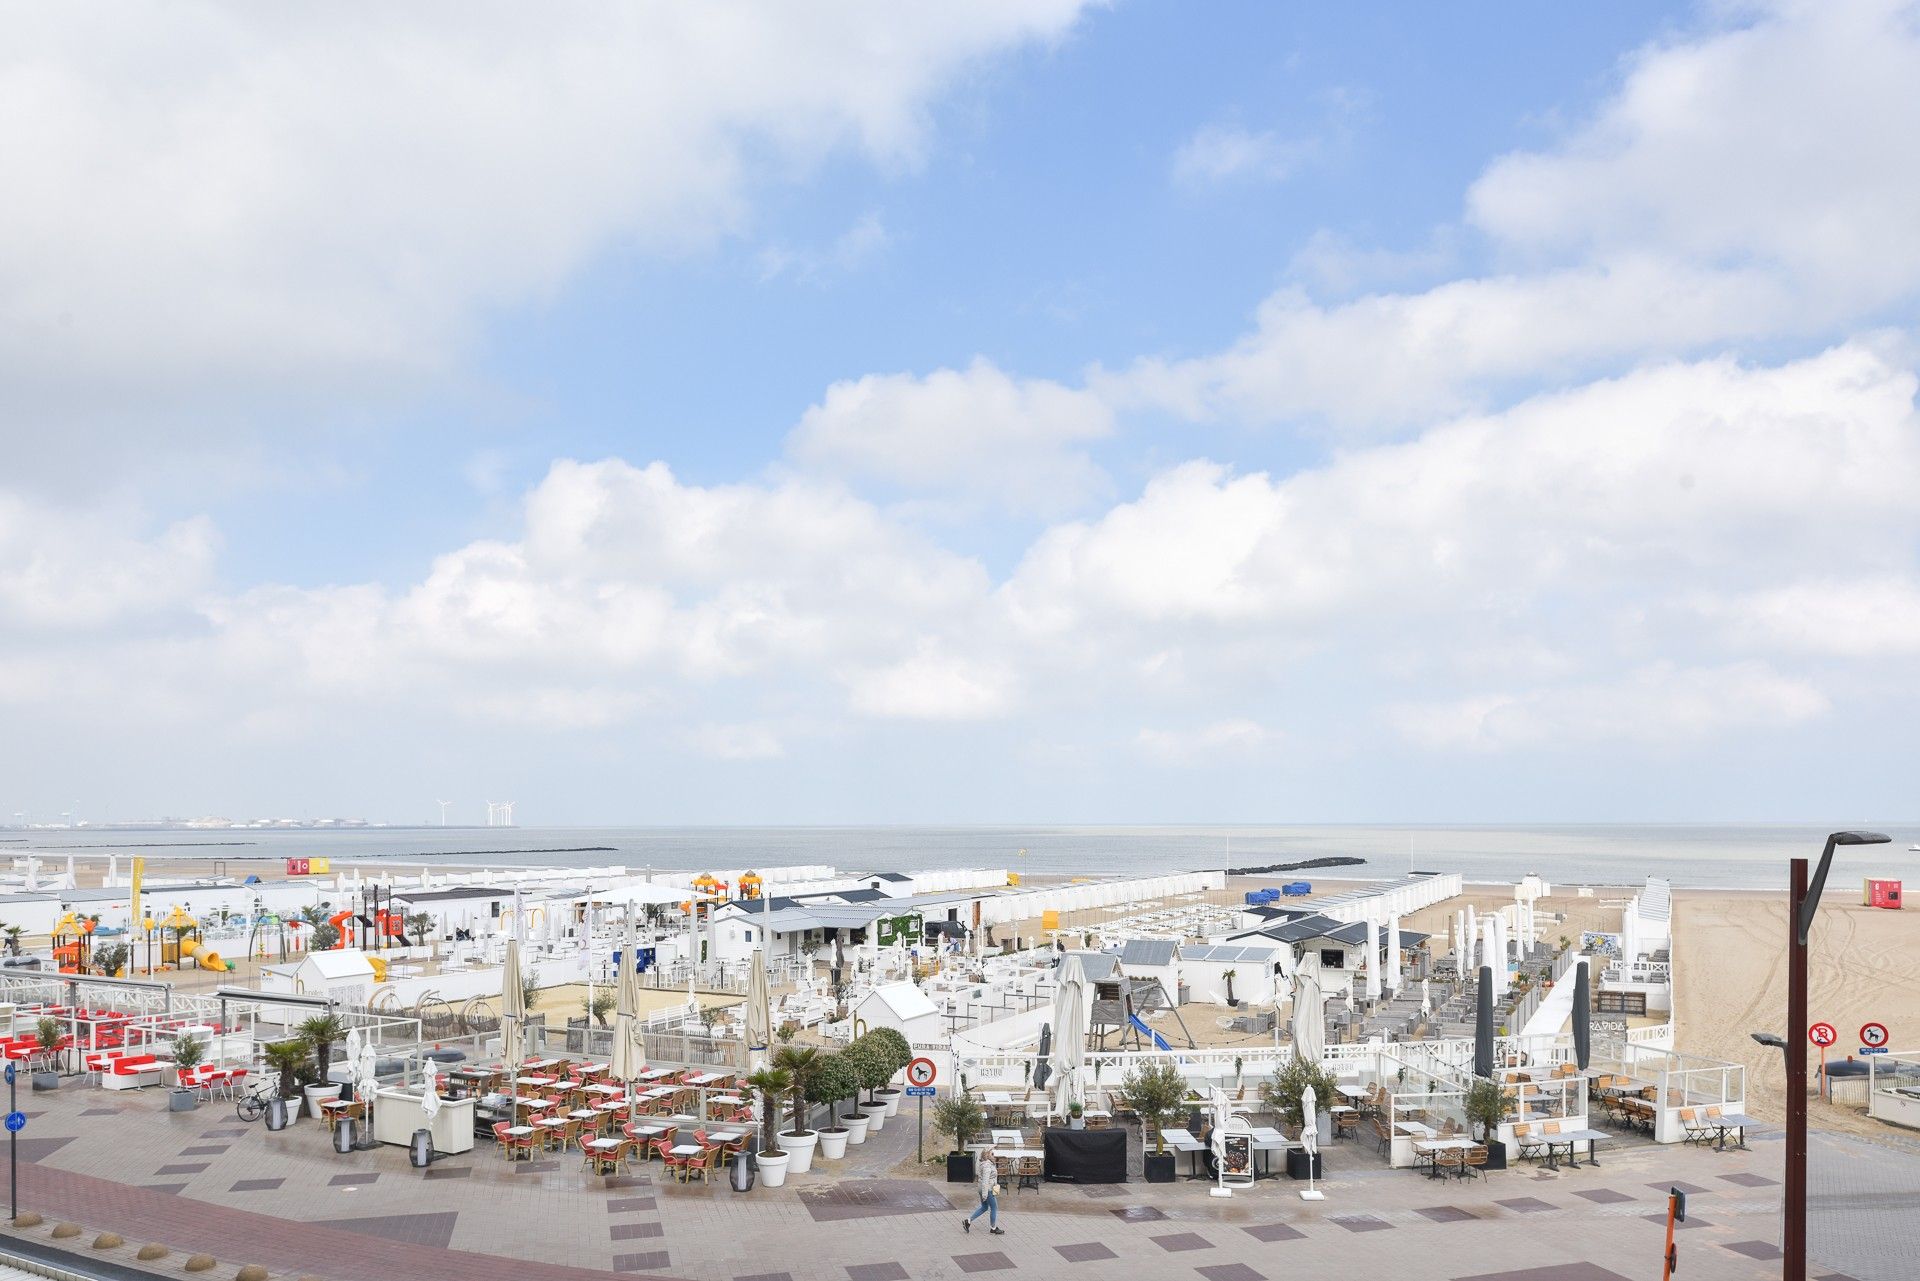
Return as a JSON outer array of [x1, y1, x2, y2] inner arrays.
[[852, 980, 940, 1045]]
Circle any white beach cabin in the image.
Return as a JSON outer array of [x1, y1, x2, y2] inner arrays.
[[852, 981, 941, 1045], [262, 947, 378, 1006]]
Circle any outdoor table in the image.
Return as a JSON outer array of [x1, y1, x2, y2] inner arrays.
[[684, 1072, 727, 1086], [1413, 1138, 1477, 1179], [520, 1075, 557, 1087], [577, 1063, 610, 1077], [569, 1108, 599, 1120], [1247, 1128, 1299, 1178], [586, 1083, 625, 1096], [1160, 1128, 1208, 1179], [1711, 1113, 1759, 1152], [638, 1068, 674, 1082], [594, 1101, 628, 1113], [1395, 1120, 1437, 1139], [503, 1125, 536, 1138], [1549, 1128, 1610, 1168], [585, 1137, 622, 1152], [667, 1144, 704, 1180], [990, 1129, 1024, 1147]]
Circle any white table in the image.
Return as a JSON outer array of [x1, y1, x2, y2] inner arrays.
[[1546, 1127, 1610, 1168], [1160, 1128, 1208, 1178], [586, 1083, 625, 1096], [684, 1072, 728, 1086], [1709, 1113, 1759, 1152], [1395, 1120, 1437, 1139]]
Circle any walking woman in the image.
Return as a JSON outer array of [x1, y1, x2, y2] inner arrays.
[[962, 1151, 1005, 1235]]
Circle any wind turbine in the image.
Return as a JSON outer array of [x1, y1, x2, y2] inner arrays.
[[436, 799, 452, 826]]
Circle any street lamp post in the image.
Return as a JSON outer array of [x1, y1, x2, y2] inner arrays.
[[1782, 830, 1889, 1281]]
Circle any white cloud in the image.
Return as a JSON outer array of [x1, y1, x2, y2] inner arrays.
[[1467, 0, 1920, 311], [789, 358, 1114, 512], [689, 723, 787, 761], [0, 2, 1095, 461], [1172, 124, 1311, 184], [1698, 577, 1920, 658], [1136, 719, 1275, 763], [845, 645, 1014, 720], [0, 493, 217, 631], [1113, 1, 1920, 432], [1024, 344, 1920, 635], [1389, 661, 1832, 751]]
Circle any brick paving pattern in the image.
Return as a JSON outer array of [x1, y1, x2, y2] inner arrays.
[[5, 1083, 1905, 1281]]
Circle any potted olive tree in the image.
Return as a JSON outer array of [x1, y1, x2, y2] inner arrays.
[[864, 1027, 910, 1117], [932, 1089, 985, 1184], [770, 1045, 820, 1172], [30, 1017, 65, 1091], [746, 1066, 792, 1187], [1262, 1055, 1338, 1179], [298, 1014, 348, 1118], [847, 1037, 895, 1134], [1122, 1060, 1187, 1183], [808, 1053, 858, 1160], [168, 1036, 205, 1112], [1466, 1078, 1511, 1170]]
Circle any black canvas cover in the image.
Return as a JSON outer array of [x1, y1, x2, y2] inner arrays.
[[1042, 1125, 1127, 1183]]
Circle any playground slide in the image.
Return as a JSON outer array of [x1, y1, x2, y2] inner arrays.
[[178, 937, 232, 972], [1129, 1013, 1173, 1052]]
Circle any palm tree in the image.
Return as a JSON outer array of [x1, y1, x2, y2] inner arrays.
[[297, 1014, 348, 1078], [264, 1039, 310, 1099], [745, 1066, 791, 1157], [771, 1045, 821, 1139], [3, 925, 24, 957], [406, 912, 435, 948]]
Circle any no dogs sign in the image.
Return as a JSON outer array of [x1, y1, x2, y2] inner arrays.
[[906, 1057, 937, 1088]]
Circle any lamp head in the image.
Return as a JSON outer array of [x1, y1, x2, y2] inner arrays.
[[1750, 1031, 1787, 1051], [1833, 831, 1892, 847]]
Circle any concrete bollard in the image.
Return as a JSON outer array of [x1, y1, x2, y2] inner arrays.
[[185, 1254, 218, 1272], [51, 1223, 82, 1239], [138, 1244, 170, 1261], [93, 1233, 124, 1250]]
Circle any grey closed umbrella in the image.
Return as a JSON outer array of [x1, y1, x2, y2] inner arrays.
[[610, 917, 645, 1095], [744, 941, 771, 1072], [501, 937, 526, 1096], [1289, 963, 1324, 1067], [1473, 965, 1494, 1078], [1571, 958, 1591, 1070]]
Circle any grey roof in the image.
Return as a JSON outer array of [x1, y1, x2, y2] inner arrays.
[[861, 872, 912, 883], [1119, 938, 1178, 967], [1248, 914, 1347, 944], [62, 882, 215, 902], [1065, 950, 1120, 982], [1180, 943, 1287, 964], [393, 887, 511, 904]]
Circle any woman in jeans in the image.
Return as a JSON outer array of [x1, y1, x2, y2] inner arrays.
[[962, 1151, 1005, 1235]]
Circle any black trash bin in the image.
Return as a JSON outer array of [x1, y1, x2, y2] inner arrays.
[[729, 1150, 755, 1192], [333, 1117, 355, 1153], [410, 1128, 433, 1168], [265, 1097, 289, 1131]]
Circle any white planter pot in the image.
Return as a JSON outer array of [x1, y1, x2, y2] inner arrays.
[[875, 1089, 902, 1118], [757, 1152, 790, 1188], [860, 1106, 886, 1133], [304, 1083, 342, 1119], [817, 1128, 849, 1160], [843, 1113, 871, 1145], [779, 1130, 818, 1174]]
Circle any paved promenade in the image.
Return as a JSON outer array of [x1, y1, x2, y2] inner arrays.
[[0, 1084, 1892, 1281]]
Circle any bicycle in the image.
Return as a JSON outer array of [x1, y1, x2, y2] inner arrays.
[[235, 1077, 278, 1123]]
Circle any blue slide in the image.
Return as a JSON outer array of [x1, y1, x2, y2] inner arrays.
[[1130, 1013, 1173, 1051]]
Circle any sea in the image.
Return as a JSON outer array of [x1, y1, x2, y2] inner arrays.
[[5, 823, 1919, 891]]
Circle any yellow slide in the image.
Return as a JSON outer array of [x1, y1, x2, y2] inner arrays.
[[178, 937, 233, 972]]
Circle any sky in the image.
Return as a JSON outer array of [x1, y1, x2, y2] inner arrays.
[[5, 0, 1920, 827]]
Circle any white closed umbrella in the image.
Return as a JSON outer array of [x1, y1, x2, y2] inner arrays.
[[1298, 1082, 1323, 1201], [609, 916, 644, 1099], [1421, 977, 1432, 1018], [421, 1056, 441, 1124], [1047, 955, 1090, 1119], [1364, 919, 1381, 1000], [1289, 962, 1324, 1068]]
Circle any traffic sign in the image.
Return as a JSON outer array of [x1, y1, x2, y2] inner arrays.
[[3, 1112, 24, 1134], [1809, 1022, 1838, 1047], [905, 1085, 936, 1098], [906, 1057, 937, 1088], [2, 1064, 11, 1085], [1861, 1021, 1890, 1049]]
